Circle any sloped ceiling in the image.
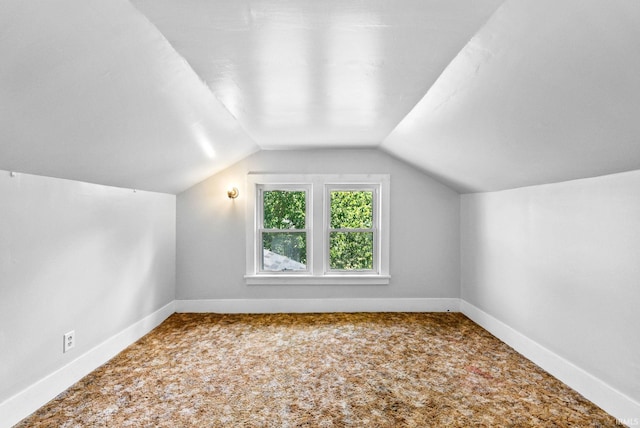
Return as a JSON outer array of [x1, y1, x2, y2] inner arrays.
[[1, 0, 639, 194], [382, 0, 640, 192], [0, 0, 259, 194]]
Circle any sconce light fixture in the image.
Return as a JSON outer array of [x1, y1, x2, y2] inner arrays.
[[227, 187, 239, 199]]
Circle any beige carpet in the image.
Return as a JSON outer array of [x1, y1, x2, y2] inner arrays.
[[16, 313, 617, 427]]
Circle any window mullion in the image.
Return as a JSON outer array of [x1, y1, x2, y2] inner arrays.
[[307, 178, 321, 275]]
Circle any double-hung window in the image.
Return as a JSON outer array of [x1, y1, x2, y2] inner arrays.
[[246, 174, 390, 285], [327, 186, 377, 273], [258, 185, 310, 273]]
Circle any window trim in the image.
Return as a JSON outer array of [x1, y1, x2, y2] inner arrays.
[[245, 173, 390, 285], [324, 184, 380, 275], [256, 184, 311, 274]]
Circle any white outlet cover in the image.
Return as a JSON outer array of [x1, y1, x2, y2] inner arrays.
[[63, 330, 75, 353]]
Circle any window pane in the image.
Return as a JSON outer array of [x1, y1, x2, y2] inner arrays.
[[330, 191, 373, 229], [329, 232, 373, 270], [263, 190, 306, 229], [262, 232, 307, 271]]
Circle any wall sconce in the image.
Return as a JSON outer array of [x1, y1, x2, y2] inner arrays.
[[227, 187, 239, 199]]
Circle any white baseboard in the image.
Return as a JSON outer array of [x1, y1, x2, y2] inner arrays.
[[0, 301, 175, 428], [460, 300, 640, 426], [175, 297, 460, 314]]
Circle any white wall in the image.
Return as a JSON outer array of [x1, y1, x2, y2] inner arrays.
[[177, 149, 460, 302], [461, 170, 640, 406], [0, 171, 176, 404]]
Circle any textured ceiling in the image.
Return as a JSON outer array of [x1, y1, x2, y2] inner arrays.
[[1, 0, 639, 194]]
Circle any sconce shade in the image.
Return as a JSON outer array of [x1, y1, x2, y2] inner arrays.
[[227, 187, 239, 199]]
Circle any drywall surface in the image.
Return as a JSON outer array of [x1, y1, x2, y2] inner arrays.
[[461, 170, 640, 403], [177, 149, 460, 300], [0, 171, 175, 403]]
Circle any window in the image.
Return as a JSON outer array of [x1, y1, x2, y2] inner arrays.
[[327, 187, 376, 272], [259, 186, 309, 273], [246, 174, 390, 285]]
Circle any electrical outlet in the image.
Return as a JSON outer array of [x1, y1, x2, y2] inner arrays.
[[63, 330, 75, 353]]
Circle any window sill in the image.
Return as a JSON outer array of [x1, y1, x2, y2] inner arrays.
[[244, 275, 390, 285]]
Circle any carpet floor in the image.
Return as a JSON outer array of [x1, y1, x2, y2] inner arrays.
[[15, 313, 617, 427]]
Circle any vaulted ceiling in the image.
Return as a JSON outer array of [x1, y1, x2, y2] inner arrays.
[[1, 0, 639, 194]]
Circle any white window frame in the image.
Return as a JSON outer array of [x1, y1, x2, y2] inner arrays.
[[256, 184, 311, 274], [325, 184, 380, 275], [245, 173, 390, 285]]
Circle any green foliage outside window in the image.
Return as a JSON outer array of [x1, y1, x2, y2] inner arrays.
[[263, 190, 306, 229], [262, 190, 307, 267], [261, 189, 375, 271], [330, 191, 374, 271], [330, 191, 373, 228]]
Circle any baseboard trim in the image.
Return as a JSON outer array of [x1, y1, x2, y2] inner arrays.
[[175, 297, 460, 314], [0, 301, 175, 428], [460, 300, 640, 426]]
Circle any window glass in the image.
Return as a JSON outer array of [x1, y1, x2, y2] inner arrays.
[[329, 190, 375, 271], [330, 191, 373, 229], [262, 232, 307, 271], [329, 231, 373, 270], [261, 190, 307, 272], [263, 190, 306, 229]]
